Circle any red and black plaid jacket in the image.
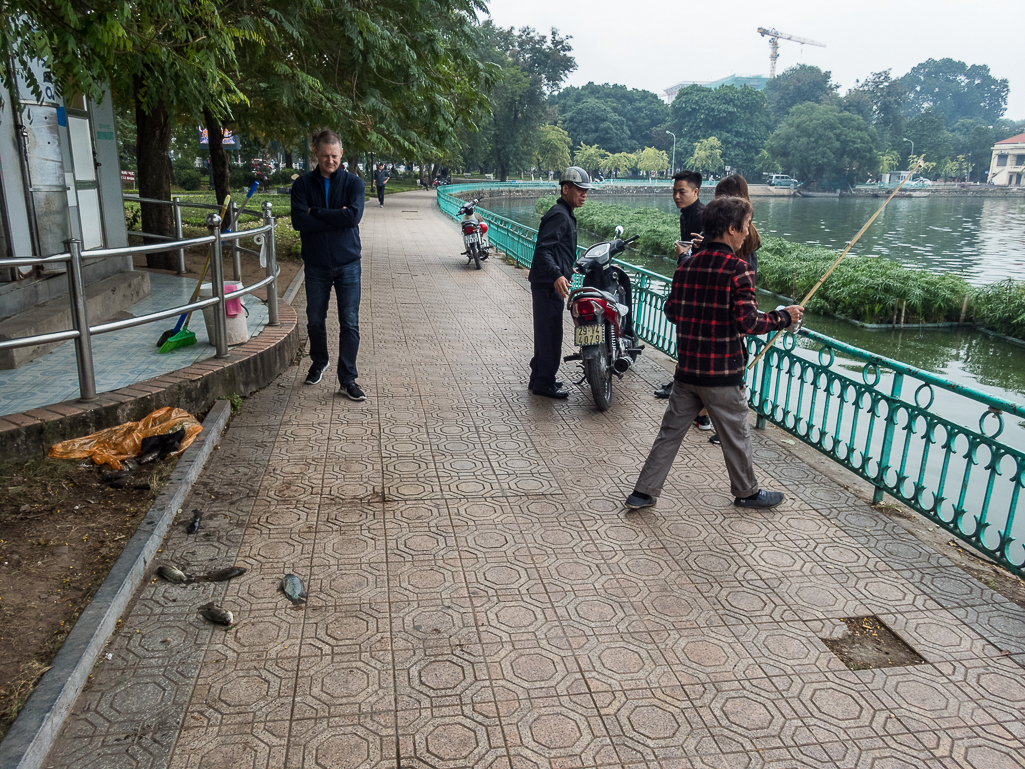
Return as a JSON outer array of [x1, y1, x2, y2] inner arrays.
[[665, 241, 792, 387]]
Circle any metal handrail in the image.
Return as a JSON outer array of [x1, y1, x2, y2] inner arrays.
[[439, 183, 1025, 577], [0, 201, 281, 401]]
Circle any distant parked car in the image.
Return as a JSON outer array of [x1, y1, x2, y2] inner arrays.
[[768, 174, 801, 188]]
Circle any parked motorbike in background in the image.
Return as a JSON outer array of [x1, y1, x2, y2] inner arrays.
[[457, 199, 491, 270], [564, 226, 644, 411]]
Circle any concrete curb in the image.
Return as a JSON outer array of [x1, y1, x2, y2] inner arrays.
[[0, 400, 233, 769]]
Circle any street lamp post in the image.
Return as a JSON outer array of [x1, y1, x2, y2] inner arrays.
[[902, 137, 914, 176], [665, 130, 677, 177]]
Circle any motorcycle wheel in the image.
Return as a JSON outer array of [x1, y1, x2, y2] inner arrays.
[[583, 323, 613, 411], [470, 242, 482, 270]]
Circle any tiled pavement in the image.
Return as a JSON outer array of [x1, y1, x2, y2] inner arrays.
[[45, 191, 1025, 768]]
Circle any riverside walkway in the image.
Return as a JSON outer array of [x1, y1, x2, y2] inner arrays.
[[45, 190, 1025, 768]]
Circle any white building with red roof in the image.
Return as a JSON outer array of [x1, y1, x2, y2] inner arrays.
[[988, 133, 1025, 185]]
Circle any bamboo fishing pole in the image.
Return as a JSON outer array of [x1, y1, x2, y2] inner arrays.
[[747, 157, 925, 371]]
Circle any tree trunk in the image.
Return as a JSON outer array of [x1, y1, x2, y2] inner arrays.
[[499, 164, 508, 182], [134, 76, 176, 269], [203, 108, 231, 206], [284, 148, 293, 168]]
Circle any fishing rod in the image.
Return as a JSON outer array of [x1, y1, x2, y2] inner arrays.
[[747, 157, 925, 371]]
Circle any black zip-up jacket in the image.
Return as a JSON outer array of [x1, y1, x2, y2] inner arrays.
[[290, 168, 365, 269], [528, 198, 577, 284]]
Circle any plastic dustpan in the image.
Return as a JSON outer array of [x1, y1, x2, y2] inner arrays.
[[157, 327, 196, 354]]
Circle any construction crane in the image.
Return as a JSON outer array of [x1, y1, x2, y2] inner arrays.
[[757, 27, 826, 78]]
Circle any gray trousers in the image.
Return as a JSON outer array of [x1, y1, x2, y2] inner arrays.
[[634, 382, 759, 500]]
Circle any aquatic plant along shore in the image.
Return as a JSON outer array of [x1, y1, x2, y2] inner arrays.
[[534, 195, 1025, 339]]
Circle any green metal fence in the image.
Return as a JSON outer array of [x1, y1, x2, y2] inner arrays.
[[437, 185, 1025, 577]]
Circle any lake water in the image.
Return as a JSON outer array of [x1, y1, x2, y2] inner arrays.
[[484, 193, 1025, 286]]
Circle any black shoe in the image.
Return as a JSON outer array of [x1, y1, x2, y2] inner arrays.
[[693, 415, 712, 431], [734, 490, 784, 509], [709, 433, 720, 445], [530, 386, 569, 400], [625, 491, 655, 509], [342, 382, 366, 401], [305, 363, 327, 385], [654, 382, 673, 399]]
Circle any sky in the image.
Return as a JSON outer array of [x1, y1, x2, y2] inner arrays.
[[481, 0, 1024, 125]]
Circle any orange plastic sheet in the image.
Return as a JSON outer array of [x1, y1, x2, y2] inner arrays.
[[49, 407, 203, 470]]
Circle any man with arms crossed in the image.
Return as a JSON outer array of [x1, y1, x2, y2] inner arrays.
[[527, 166, 593, 399], [291, 129, 368, 401], [625, 196, 803, 510]]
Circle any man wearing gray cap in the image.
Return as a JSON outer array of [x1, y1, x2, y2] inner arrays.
[[527, 167, 593, 399]]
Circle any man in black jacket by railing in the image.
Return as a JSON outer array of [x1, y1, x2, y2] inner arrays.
[[290, 129, 367, 401], [527, 166, 593, 399]]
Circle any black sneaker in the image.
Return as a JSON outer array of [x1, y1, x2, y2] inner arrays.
[[343, 382, 366, 401], [305, 363, 327, 385], [694, 415, 712, 431], [654, 382, 673, 399], [709, 433, 721, 445]]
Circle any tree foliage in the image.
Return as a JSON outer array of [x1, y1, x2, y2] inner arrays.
[[687, 137, 724, 176], [763, 103, 878, 185], [535, 124, 572, 172], [552, 82, 668, 152], [669, 85, 769, 175], [635, 146, 669, 176], [573, 143, 609, 176], [559, 98, 632, 154], [765, 64, 838, 125], [899, 58, 1008, 125]]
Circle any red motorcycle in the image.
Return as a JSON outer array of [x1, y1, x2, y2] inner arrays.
[[563, 227, 644, 410]]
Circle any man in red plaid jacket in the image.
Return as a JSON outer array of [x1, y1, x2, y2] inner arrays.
[[626, 196, 803, 511]]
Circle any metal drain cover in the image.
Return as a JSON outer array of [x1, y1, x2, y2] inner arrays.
[[820, 616, 925, 670]]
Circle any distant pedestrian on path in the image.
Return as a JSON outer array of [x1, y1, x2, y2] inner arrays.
[[625, 196, 803, 511], [290, 129, 368, 401], [373, 163, 390, 208], [527, 166, 593, 399]]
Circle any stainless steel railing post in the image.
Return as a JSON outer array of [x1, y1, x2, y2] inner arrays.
[[65, 238, 97, 401], [262, 201, 279, 326], [173, 196, 186, 274], [206, 214, 229, 358], [229, 201, 242, 281]]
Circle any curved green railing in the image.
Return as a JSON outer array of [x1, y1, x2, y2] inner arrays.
[[437, 184, 1025, 577]]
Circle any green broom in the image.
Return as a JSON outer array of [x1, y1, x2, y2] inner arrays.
[[157, 188, 253, 353]]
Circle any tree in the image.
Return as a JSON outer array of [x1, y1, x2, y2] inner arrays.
[[573, 143, 609, 177], [950, 119, 998, 183], [635, 146, 669, 177], [535, 124, 572, 173], [904, 108, 954, 167], [755, 149, 781, 175], [480, 23, 576, 180], [878, 150, 901, 175], [559, 98, 632, 154], [843, 70, 907, 149], [900, 58, 1008, 125], [669, 85, 770, 175], [606, 152, 636, 178], [763, 103, 879, 185], [765, 64, 838, 125], [552, 82, 668, 151], [688, 137, 724, 176]]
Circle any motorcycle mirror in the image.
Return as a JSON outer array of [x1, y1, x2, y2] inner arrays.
[[614, 225, 624, 237]]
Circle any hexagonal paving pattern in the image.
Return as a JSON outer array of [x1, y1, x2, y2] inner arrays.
[[42, 191, 1025, 769]]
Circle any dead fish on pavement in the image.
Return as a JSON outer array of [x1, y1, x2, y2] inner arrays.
[[280, 574, 307, 605], [156, 565, 190, 584], [198, 602, 234, 626], [186, 509, 202, 534], [198, 566, 247, 582]]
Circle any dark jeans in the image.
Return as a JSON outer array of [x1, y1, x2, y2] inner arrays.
[[377, 185, 386, 205], [305, 260, 361, 385], [528, 282, 564, 391]]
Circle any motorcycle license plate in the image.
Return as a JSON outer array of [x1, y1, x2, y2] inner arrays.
[[575, 324, 604, 346], [464, 232, 480, 244]]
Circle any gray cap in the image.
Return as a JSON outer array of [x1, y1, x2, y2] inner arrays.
[[559, 166, 594, 189]]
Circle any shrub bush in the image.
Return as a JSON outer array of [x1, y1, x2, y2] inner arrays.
[[176, 170, 202, 191], [269, 168, 296, 185]]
